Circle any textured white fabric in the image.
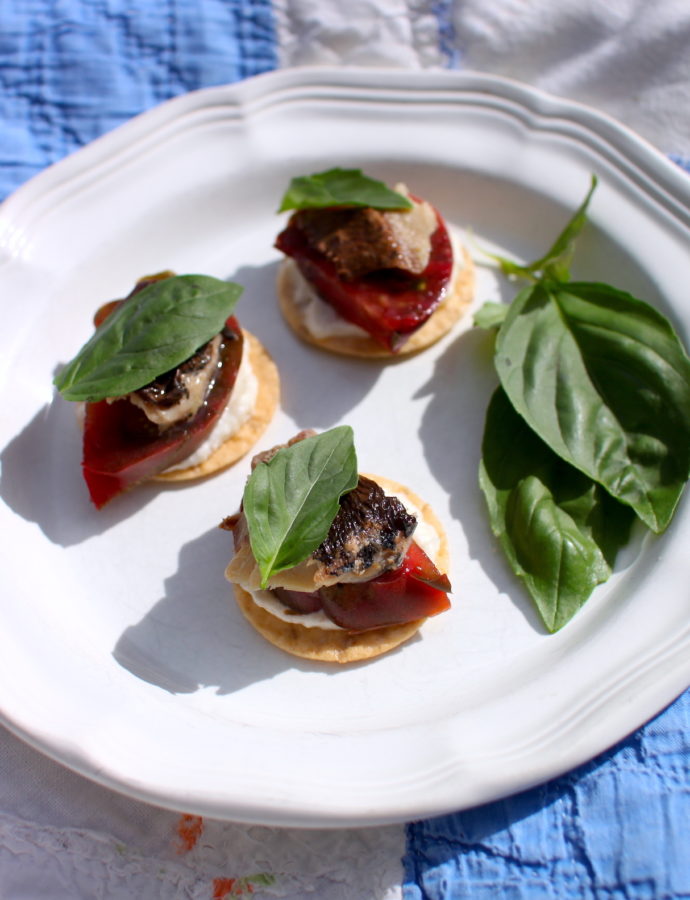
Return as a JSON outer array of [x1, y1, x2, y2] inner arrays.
[[273, 0, 445, 67], [0, 729, 404, 899], [453, 0, 690, 153], [275, 0, 690, 154]]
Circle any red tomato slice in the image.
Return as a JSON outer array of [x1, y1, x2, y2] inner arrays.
[[272, 587, 322, 614], [275, 209, 453, 352], [82, 317, 243, 508], [402, 540, 451, 592], [274, 542, 451, 632]]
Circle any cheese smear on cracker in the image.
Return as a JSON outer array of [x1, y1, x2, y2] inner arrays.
[[165, 342, 258, 472]]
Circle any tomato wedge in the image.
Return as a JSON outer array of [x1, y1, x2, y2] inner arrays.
[[82, 316, 243, 509], [273, 587, 322, 614], [271, 542, 451, 631], [275, 209, 453, 352]]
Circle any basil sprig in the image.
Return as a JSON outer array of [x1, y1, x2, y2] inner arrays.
[[278, 167, 413, 213], [243, 426, 359, 588], [54, 275, 243, 402], [480, 388, 635, 632], [492, 176, 598, 283], [476, 178, 690, 631]]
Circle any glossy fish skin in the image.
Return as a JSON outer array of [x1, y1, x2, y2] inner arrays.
[[313, 475, 417, 581]]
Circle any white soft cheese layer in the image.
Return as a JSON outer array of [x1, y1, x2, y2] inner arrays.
[[128, 335, 222, 428], [165, 339, 258, 471], [290, 226, 466, 342], [249, 490, 441, 630]]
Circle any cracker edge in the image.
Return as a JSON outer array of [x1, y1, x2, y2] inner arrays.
[[277, 246, 475, 359], [230, 475, 450, 664]]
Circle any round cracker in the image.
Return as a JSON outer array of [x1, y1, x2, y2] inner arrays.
[[155, 330, 280, 483], [234, 587, 424, 664], [232, 475, 450, 664], [277, 246, 475, 359]]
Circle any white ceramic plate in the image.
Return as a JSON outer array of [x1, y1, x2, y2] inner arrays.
[[1, 68, 689, 827]]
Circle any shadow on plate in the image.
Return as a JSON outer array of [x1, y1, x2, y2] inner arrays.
[[112, 524, 411, 695], [0, 261, 403, 552], [231, 260, 392, 430], [0, 394, 158, 547], [414, 322, 546, 634]]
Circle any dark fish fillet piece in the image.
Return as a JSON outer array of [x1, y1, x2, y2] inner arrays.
[[294, 208, 405, 280], [313, 475, 417, 580], [134, 337, 216, 408]]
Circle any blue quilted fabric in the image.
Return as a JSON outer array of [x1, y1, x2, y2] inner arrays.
[[404, 691, 690, 898], [0, 0, 276, 200]]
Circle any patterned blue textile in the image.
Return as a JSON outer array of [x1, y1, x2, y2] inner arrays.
[[431, 1, 461, 69], [1, 4, 689, 898], [0, 0, 276, 200], [404, 691, 690, 899]]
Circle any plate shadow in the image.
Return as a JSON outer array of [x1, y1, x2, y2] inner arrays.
[[229, 260, 389, 429], [112, 524, 410, 695], [1, 396, 157, 547], [414, 325, 546, 633]]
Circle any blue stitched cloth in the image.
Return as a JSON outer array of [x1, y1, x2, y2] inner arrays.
[[0, 0, 276, 198], [405, 690, 690, 898], [1, 3, 689, 898]]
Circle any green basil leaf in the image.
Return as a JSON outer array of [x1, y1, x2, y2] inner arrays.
[[54, 275, 243, 402], [525, 174, 597, 281], [278, 168, 413, 212], [246, 875, 277, 888], [495, 279, 690, 532], [474, 301, 509, 330], [479, 388, 635, 631], [243, 426, 359, 588]]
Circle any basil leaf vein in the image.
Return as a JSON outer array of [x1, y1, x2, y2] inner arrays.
[[495, 279, 690, 532], [243, 426, 359, 588], [479, 388, 635, 632], [278, 168, 413, 212], [54, 275, 243, 402]]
